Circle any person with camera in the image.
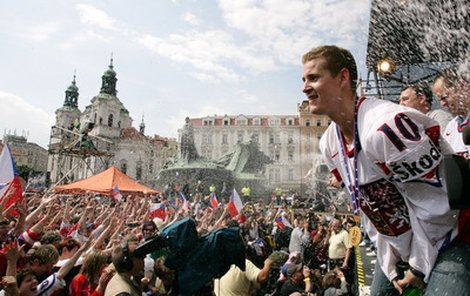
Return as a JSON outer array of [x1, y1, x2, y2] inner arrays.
[[104, 239, 145, 296]]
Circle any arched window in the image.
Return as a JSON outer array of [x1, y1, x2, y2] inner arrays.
[[94, 113, 97, 123], [108, 114, 114, 127], [120, 160, 127, 174], [136, 161, 142, 180]]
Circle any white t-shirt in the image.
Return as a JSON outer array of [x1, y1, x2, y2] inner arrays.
[[443, 114, 470, 158], [320, 97, 459, 282]]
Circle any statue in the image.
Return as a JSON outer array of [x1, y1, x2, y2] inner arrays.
[[180, 117, 199, 163]]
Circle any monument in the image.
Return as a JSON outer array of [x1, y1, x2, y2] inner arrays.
[[157, 118, 272, 200]]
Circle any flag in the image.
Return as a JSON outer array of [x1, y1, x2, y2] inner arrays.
[[168, 197, 177, 210], [112, 185, 122, 202], [227, 189, 243, 217], [275, 216, 293, 230], [0, 144, 22, 213], [210, 192, 218, 209], [178, 191, 189, 211], [150, 202, 167, 220]]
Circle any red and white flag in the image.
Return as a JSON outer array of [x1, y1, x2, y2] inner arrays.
[[275, 216, 293, 229], [227, 189, 243, 217], [0, 144, 22, 213], [113, 185, 123, 202], [149, 202, 167, 220], [210, 192, 219, 209]]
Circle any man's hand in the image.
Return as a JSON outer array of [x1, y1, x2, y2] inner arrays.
[[393, 270, 426, 294]]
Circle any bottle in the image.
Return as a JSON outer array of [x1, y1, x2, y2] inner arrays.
[[402, 288, 423, 296]]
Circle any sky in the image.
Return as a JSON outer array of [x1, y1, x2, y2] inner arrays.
[[0, 0, 371, 148]]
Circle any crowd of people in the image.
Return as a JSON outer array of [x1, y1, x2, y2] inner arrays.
[[0, 180, 363, 296]]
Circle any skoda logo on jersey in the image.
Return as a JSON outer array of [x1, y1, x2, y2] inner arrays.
[[387, 140, 442, 182]]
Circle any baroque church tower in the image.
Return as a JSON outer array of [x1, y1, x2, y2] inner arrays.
[[47, 59, 178, 188]]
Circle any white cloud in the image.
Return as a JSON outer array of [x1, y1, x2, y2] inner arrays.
[[0, 91, 54, 148], [183, 12, 200, 26], [235, 89, 258, 103], [58, 29, 110, 49], [18, 22, 60, 41], [218, 0, 369, 65], [76, 4, 118, 31]]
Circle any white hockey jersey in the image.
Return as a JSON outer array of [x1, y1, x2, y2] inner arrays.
[[443, 114, 470, 157], [320, 97, 459, 282]]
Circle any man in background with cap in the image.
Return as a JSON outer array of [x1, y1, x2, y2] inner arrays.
[[279, 262, 313, 296]]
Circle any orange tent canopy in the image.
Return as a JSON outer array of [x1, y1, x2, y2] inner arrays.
[[54, 166, 159, 196]]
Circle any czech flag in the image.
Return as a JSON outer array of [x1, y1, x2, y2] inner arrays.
[[275, 216, 293, 229], [210, 192, 218, 209], [113, 185, 122, 202], [0, 144, 22, 214], [178, 191, 189, 210], [227, 189, 243, 217], [150, 203, 167, 220]]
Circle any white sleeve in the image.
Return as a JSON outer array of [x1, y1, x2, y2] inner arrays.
[[37, 273, 66, 296]]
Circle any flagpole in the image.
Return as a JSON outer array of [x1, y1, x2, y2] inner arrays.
[[44, 162, 80, 195]]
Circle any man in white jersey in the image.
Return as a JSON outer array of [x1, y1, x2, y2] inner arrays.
[[432, 68, 470, 158], [301, 45, 469, 295], [399, 81, 452, 133]]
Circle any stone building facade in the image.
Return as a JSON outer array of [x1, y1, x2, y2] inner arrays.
[[1, 134, 48, 172], [47, 60, 177, 188], [184, 101, 330, 194]]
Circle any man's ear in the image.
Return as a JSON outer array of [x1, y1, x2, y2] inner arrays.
[[339, 68, 350, 86]]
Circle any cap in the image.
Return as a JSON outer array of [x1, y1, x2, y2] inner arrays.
[[286, 262, 303, 277]]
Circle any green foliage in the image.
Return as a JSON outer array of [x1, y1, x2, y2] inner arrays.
[[16, 164, 39, 180]]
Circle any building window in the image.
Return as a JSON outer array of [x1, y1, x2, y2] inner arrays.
[[94, 113, 97, 123], [149, 162, 153, 174], [288, 134, 294, 144], [208, 133, 213, 144], [204, 120, 213, 126], [288, 168, 294, 181], [253, 118, 261, 125], [136, 161, 142, 180], [288, 118, 294, 125], [275, 169, 280, 182], [269, 133, 274, 144], [120, 161, 127, 174], [252, 133, 259, 143], [108, 114, 114, 127], [317, 119, 321, 127], [150, 150, 154, 157], [236, 119, 247, 126], [288, 150, 294, 161], [269, 118, 280, 126], [202, 134, 209, 144], [117, 121, 121, 128], [275, 150, 280, 161], [99, 117, 103, 125], [306, 120, 310, 126], [237, 132, 244, 143], [222, 134, 228, 144], [224, 119, 229, 126]]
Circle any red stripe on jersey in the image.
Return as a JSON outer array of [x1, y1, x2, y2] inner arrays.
[[376, 162, 391, 175], [425, 125, 440, 147], [331, 168, 343, 183]]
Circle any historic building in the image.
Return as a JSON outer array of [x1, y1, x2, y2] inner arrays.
[[1, 133, 48, 172], [185, 101, 330, 194], [47, 60, 177, 188]]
